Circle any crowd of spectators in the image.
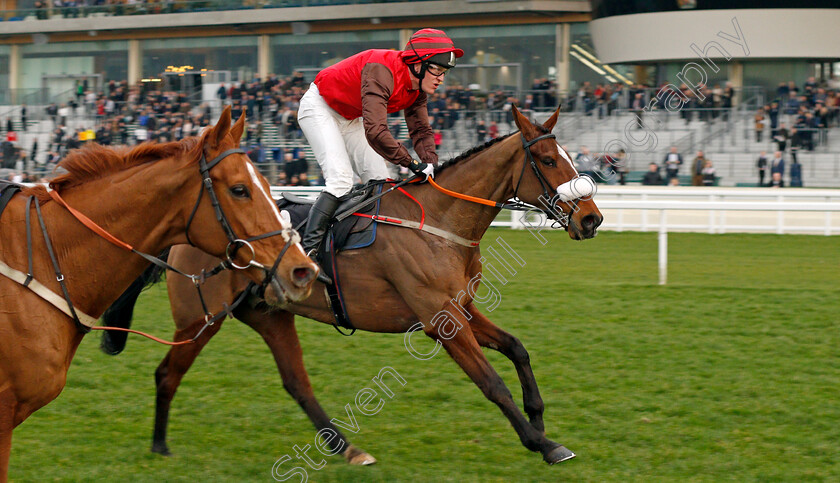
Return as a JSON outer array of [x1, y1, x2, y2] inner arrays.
[[3, 73, 839, 188]]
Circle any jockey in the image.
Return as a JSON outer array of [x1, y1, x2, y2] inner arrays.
[[297, 28, 464, 256]]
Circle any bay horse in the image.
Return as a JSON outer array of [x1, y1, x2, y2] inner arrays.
[[0, 106, 318, 482], [103, 106, 603, 466]]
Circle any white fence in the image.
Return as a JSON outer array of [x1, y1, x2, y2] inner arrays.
[[272, 185, 840, 236], [271, 185, 840, 285]]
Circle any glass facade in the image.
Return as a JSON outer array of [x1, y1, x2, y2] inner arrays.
[[270, 30, 400, 80], [443, 25, 555, 92], [143, 37, 258, 81], [0, 46, 9, 94], [20, 41, 128, 98]]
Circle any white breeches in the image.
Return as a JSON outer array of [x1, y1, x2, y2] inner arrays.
[[298, 83, 390, 197]]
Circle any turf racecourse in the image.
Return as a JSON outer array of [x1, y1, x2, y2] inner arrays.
[[10, 230, 839, 482]]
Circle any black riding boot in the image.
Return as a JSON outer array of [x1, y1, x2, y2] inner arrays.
[[301, 192, 341, 282]]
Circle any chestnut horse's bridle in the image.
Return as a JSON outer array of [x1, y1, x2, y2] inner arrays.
[[23, 148, 296, 334], [183, 148, 297, 297]]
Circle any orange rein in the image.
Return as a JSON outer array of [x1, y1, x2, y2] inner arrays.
[[427, 177, 503, 208], [48, 189, 199, 346]]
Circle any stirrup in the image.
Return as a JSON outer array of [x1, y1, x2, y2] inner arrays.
[[306, 249, 333, 285]]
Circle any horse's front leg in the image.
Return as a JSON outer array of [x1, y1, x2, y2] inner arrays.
[[466, 303, 545, 433], [0, 387, 13, 483], [152, 319, 225, 455], [235, 305, 376, 466], [412, 297, 575, 464]]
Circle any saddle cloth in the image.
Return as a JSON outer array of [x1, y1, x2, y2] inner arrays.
[[0, 180, 22, 221]]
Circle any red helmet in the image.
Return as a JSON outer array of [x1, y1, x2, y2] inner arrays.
[[403, 28, 464, 69]]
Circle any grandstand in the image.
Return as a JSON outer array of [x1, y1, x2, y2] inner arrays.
[[1, 1, 839, 188]]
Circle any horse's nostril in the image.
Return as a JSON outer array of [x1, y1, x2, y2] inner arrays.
[[582, 214, 602, 231], [294, 267, 313, 282]]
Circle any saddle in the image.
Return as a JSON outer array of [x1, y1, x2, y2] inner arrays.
[[0, 180, 22, 221], [276, 181, 388, 334]]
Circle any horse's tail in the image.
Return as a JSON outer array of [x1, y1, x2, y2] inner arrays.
[[99, 249, 170, 355]]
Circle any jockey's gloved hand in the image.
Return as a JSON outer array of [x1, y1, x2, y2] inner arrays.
[[408, 159, 435, 181]]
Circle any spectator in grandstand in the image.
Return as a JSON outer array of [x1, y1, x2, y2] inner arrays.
[[756, 151, 768, 187], [701, 160, 716, 186], [772, 122, 789, 152], [789, 127, 802, 164], [767, 101, 780, 131], [691, 150, 707, 186], [574, 146, 597, 180], [488, 120, 499, 140], [662, 146, 683, 181], [769, 172, 784, 188], [476, 119, 488, 143], [754, 107, 765, 142], [642, 163, 663, 186], [770, 151, 785, 181], [631, 92, 644, 129], [295, 28, 462, 257], [789, 159, 803, 187]]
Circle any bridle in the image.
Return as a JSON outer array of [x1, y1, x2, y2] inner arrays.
[[184, 147, 298, 300], [510, 132, 592, 228], [427, 132, 595, 227], [27, 146, 298, 334]]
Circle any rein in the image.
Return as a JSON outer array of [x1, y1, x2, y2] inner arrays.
[[427, 132, 585, 227]]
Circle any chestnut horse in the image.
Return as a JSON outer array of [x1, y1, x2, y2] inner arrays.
[[103, 106, 602, 466], [0, 107, 318, 482]]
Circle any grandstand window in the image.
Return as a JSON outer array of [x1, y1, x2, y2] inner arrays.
[[143, 37, 258, 80], [271, 30, 400, 76]]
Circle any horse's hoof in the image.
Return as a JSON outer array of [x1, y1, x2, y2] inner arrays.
[[343, 444, 377, 466], [544, 445, 576, 465], [151, 444, 172, 456]]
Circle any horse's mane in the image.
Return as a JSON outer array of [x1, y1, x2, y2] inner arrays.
[[22, 136, 204, 201], [435, 123, 552, 175], [436, 132, 515, 174]]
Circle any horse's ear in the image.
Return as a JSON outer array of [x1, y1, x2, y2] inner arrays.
[[230, 108, 247, 143], [511, 104, 533, 134], [542, 106, 561, 132], [207, 106, 232, 149]]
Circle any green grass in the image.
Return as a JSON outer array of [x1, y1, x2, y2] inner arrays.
[[10, 230, 840, 482]]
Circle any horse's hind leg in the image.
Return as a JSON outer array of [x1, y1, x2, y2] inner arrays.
[[235, 306, 376, 466], [152, 320, 225, 455], [466, 303, 545, 433]]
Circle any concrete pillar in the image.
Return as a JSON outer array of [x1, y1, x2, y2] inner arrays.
[[555, 23, 570, 95], [9, 44, 21, 95], [399, 29, 412, 50], [258, 34, 271, 80], [127, 40, 142, 87], [634, 65, 648, 86], [728, 60, 743, 105]]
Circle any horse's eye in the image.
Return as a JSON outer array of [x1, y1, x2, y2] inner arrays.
[[229, 184, 251, 199], [541, 158, 556, 167]]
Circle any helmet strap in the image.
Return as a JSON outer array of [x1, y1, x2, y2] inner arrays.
[[410, 62, 428, 81]]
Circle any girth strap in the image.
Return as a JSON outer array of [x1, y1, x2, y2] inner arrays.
[[0, 259, 98, 328], [354, 213, 480, 248]]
